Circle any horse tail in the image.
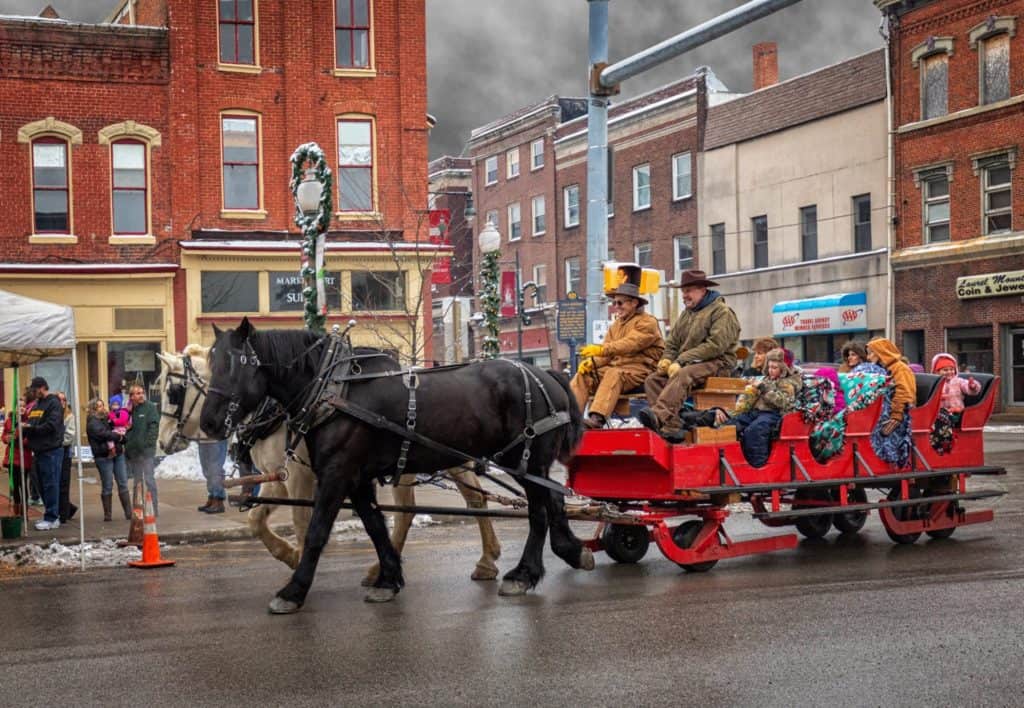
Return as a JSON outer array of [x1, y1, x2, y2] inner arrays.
[[545, 369, 584, 464]]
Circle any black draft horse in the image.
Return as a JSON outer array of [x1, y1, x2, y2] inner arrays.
[[199, 318, 592, 614]]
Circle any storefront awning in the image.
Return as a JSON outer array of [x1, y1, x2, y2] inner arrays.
[[772, 292, 867, 337]]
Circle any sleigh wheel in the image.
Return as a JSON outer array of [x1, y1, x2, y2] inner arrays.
[[793, 490, 832, 540], [884, 488, 924, 545], [672, 520, 718, 573], [831, 488, 869, 535], [924, 494, 957, 540], [601, 524, 650, 564]]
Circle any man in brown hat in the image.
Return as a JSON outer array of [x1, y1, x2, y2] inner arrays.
[[570, 265, 664, 429], [638, 269, 741, 440]]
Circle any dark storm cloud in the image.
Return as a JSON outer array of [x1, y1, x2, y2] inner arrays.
[[0, 1, 884, 159], [426, 0, 883, 158], [0, 0, 113, 22]]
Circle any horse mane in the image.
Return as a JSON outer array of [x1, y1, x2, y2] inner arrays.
[[183, 343, 209, 357]]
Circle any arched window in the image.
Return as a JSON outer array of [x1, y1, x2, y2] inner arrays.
[[111, 139, 148, 235], [911, 37, 954, 120], [31, 136, 70, 234], [969, 17, 1016, 106], [337, 115, 375, 213]]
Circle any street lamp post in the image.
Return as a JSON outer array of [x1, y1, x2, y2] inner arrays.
[[290, 143, 333, 334], [477, 219, 501, 360], [514, 248, 539, 361]]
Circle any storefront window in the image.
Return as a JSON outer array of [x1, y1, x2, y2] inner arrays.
[[1010, 328, 1024, 404], [107, 342, 162, 406], [269, 271, 341, 312], [947, 326, 993, 373], [351, 271, 405, 311], [201, 271, 259, 313], [902, 330, 925, 368], [33, 357, 72, 411]]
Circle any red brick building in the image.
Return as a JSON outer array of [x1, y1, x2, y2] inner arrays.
[[0, 1, 431, 407], [467, 72, 720, 366], [877, 0, 1024, 412]]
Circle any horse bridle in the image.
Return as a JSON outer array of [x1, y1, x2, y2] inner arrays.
[[162, 353, 209, 447], [205, 338, 263, 434]]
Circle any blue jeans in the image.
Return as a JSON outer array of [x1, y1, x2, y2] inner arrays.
[[35, 446, 64, 523], [95, 454, 129, 496], [127, 455, 158, 516], [199, 439, 228, 500]]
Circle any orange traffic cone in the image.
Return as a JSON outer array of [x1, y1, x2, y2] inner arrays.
[[127, 491, 175, 569]]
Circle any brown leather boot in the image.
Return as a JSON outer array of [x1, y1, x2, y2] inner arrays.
[[100, 494, 113, 522], [117, 489, 132, 520], [197, 496, 214, 512], [204, 498, 225, 514]]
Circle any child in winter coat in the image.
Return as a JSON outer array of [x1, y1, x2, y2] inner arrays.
[[107, 395, 131, 454], [931, 352, 981, 424], [716, 348, 802, 467]]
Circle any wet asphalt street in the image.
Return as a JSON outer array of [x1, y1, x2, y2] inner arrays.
[[1, 433, 1021, 707]]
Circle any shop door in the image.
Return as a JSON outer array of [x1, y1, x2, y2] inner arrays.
[[1011, 328, 1024, 405]]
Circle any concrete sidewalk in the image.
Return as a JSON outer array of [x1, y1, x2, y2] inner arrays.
[[0, 473, 509, 550]]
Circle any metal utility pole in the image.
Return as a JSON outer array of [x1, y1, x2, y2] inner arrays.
[[584, 0, 803, 337]]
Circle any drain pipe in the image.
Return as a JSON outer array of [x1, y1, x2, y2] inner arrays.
[[880, 12, 896, 338]]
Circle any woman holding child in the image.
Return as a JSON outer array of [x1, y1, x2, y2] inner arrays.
[[85, 398, 131, 521]]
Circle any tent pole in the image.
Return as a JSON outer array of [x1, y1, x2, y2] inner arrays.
[[71, 355, 85, 570], [15, 367, 28, 538]]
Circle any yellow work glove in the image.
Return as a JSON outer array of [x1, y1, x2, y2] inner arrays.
[[579, 344, 604, 358], [656, 358, 672, 375], [667, 362, 682, 378], [577, 358, 594, 375]]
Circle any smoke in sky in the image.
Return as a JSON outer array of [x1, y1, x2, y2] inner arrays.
[[0, 1, 884, 159]]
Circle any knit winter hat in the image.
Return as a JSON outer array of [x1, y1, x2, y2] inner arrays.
[[931, 352, 958, 373], [764, 348, 792, 377]]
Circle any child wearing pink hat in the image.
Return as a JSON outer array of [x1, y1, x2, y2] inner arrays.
[[931, 352, 981, 423]]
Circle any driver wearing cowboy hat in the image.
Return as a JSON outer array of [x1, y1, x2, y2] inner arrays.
[[570, 264, 665, 429], [638, 269, 741, 441]]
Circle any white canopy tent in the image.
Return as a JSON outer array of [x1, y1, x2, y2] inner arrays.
[[0, 289, 85, 566]]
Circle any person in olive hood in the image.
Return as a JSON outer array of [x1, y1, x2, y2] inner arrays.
[[124, 384, 160, 516], [639, 270, 741, 439]]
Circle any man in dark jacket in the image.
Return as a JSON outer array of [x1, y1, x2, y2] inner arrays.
[[124, 384, 160, 516], [639, 270, 741, 440], [23, 377, 66, 530]]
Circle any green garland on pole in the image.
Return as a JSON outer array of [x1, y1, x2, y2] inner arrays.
[[290, 143, 334, 334], [480, 250, 501, 359]]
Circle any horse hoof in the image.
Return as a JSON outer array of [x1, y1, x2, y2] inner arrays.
[[364, 586, 398, 603], [471, 564, 499, 581], [579, 547, 596, 571], [498, 578, 531, 596], [286, 551, 301, 570], [268, 597, 301, 615], [362, 565, 380, 587]]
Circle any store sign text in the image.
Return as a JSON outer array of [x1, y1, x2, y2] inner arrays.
[[956, 270, 1024, 300]]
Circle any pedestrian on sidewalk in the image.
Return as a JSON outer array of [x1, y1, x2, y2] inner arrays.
[[124, 384, 159, 516], [22, 377, 65, 531], [197, 438, 228, 514], [56, 391, 78, 523], [86, 398, 131, 521], [2, 389, 34, 516]]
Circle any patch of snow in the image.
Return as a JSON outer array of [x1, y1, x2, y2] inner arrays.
[[985, 424, 1024, 433], [154, 443, 233, 481], [0, 539, 141, 568]]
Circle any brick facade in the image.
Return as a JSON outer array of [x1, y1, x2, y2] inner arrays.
[[0, 1, 431, 403], [880, 0, 1024, 411], [466, 79, 706, 366]]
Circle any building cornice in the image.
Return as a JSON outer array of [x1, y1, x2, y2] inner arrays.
[[891, 232, 1024, 270]]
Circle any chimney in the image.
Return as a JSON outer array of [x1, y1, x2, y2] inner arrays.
[[753, 42, 779, 90], [38, 4, 60, 19]]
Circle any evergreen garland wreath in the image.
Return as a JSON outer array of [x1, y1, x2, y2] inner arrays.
[[290, 143, 334, 334]]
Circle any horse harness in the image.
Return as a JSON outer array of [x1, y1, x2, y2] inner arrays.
[[220, 330, 573, 496], [162, 353, 208, 446]]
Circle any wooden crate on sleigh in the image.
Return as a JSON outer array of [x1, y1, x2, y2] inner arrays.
[[684, 424, 737, 445], [692, 376, 746, 411]]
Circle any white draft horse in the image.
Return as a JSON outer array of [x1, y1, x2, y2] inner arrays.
[[156, 344, 502, 582]]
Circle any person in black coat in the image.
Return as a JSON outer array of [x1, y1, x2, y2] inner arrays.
[[85, 398, 131, 522]]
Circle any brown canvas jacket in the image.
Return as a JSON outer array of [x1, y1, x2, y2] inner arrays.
[[595, 311, 665, 370]]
